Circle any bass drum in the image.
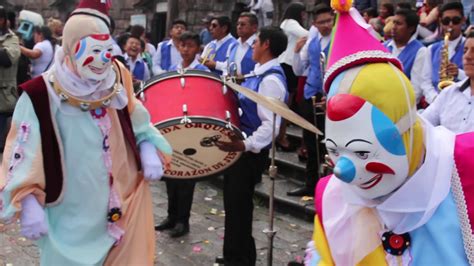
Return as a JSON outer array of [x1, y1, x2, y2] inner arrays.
[[137, 70, 243, 179]]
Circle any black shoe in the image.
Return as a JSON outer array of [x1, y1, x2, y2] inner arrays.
[[215, 256, 225, 264], [287, 186, 314, 197], [287, 261, 304, 266], [169, 222, 190, 238], [154, 217, 176, 231]]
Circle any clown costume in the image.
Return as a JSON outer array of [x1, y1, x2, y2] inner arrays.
[[305, 0, 474, 265], [0, 0, 171, 265]]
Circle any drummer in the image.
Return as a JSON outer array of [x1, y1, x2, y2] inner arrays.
[[155, 31, 210, 238], [215, 26, 288, 265], [170, 31, 210, 72]]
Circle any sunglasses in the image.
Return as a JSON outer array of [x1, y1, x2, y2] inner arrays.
[[441, 16, 462, 26]]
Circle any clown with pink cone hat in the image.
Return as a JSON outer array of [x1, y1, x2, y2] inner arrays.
[[0, 0, 172, 264], [305, 0, 474, 265]]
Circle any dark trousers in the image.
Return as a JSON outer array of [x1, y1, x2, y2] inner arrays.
[[165, 179, 196, 224], [223, 150, 269, 266], [300, 94, 326, 189], [0, 113, 10, 151]]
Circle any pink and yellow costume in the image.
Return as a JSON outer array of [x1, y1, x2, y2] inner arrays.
[[305, 0, 474, 265]]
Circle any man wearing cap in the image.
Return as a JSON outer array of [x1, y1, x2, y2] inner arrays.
[[0, 0, 171, 264], [305, 0, 474, 265]]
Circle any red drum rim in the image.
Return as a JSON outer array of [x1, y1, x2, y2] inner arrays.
[[137, 69, 223, 95]]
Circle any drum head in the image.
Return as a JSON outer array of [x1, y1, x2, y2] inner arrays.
[[139, 69, 221, 94], [157, 117, 243, 179]]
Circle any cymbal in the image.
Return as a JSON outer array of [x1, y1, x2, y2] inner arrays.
[[225, 81, 323, 135]]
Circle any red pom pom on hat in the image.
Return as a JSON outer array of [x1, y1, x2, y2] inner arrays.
[[76, 0, 111, 16]]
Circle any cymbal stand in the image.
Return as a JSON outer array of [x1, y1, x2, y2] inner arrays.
[[263, 113, 277, 266], [312, 96, 324, 180]]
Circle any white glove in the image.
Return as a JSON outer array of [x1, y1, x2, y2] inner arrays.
[[20, 194, 48, 241], [139, 141, 164, 181]]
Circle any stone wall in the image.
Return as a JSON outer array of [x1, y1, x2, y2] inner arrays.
[[7, 0, 417, 42]]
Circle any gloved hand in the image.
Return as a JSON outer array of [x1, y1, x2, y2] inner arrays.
[[139, 141, 164, 181], [20, 194, 48, 241]]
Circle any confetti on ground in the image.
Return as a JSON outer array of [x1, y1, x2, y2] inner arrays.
[[210, 208, 218, 215], [295, 255, 303, 263], [18, 237, 26, 242], [158, 252, 163, 255], [192, 245, 202, 253], [260, 252, 265, 256], [180, 240, 185, 244], [6, 263, 13, 266], [208, 226, 215, 231], [289, 223, 296, 228], [204, 240, 210, 244], [291, 244, 298, 248], [204, 197, 213, 201], [301, 196, 314, 202]]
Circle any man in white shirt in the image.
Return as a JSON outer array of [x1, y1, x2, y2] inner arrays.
[[385, 8, 434, 105], [423, 31, 474, 134], [248, 0, 274, 27], [224, 12, 258, 77], [200, 16, 237, 75], [215, 26, 288, 266], [152, 20, 186, 76], [288, 4, 334, 197], [426, 2, 467, 102]]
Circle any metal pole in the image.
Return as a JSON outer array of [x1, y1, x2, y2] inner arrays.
[[264, 113, 278, 266], [312, 96, 322, 180]]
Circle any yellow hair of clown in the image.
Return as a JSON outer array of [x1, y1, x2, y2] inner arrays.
[[328, 63, 424, 177]]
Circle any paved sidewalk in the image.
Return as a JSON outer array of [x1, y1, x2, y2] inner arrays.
[[0, 177, 314, 265]]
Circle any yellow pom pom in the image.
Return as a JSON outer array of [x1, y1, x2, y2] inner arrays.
[[331, 0, 352, 12]]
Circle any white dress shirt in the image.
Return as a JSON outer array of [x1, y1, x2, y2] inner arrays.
[[207, 33, 235, 72], [293, 26, 331, 77], [175, 58, 210, 72], [243, 58, 287, 153], [386, 34, 434, 104], [422, 78, 474, 134], [125, 54, 151, 81], [216, 34, 257, 75], [278, 19, 308, 66], [152, 39, 182, 76]]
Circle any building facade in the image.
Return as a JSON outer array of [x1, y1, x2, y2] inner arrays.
[[6, 0, 415, 44]]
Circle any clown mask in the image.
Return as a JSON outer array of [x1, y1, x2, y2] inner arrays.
[[325, 94, 409, 200], [73, 34, 114, 81]]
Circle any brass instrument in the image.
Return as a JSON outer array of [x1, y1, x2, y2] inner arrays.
[[437, 29, 455, 90]]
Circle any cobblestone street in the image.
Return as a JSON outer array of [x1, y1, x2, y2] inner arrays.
[[0, 178, 313, 265]]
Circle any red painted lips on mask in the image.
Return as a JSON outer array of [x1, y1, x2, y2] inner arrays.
[[365, 162, 395, 175]]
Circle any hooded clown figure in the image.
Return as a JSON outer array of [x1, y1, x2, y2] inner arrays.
[[0, 0, 172, 264], [305, 0, 474, 265]]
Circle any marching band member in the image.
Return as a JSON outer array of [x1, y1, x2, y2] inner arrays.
[[152, 20, 186, 76], [305, 0, 474, 265], [385, 8, 434, 105], [423, 31, 474, 134], [0, 0, 172, 264], [225, 12, 258, 77], [124, 34, 151, 82], [215, 26, 287, 266], [288, 3, 334, 197], [155, 31, 209, 238], [200, 16, 237, 76], [426, 2, 467, 102]]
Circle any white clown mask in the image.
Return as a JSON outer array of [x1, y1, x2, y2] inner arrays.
[[73, 34, 114, 81], [325, 94, 410, 200]]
